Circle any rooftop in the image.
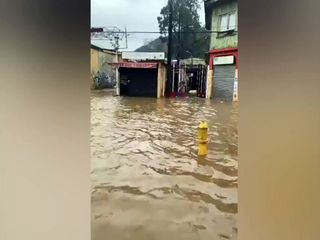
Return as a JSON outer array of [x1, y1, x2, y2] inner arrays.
[[90, 41, 115, 52], [90, 44, 117, 54]]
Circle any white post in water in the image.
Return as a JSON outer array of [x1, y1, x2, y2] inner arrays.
[[172, 63, 175, 93], [115, 50, 120, 96], [206, 65, 211, 98]]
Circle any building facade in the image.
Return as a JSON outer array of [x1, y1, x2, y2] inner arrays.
[[90, 44, 121, 89], [205, 0, 238, 101], [115, 52, 167, 98]]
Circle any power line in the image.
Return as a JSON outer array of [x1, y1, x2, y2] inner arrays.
[[91, 26, 128, 50], [92, 30, 237, 34]]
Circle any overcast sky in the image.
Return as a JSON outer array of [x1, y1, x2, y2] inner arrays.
[[91, 0, 205, 51]]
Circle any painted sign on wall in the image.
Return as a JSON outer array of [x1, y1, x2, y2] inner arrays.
[[114, 62, 158, 69], [214, 56, 234, 65]]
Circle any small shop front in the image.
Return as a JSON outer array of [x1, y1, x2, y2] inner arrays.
[[115, 62, 166, 98], [207, 48, 238, 102]]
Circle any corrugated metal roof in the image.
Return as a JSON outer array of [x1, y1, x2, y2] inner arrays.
[[90, 40, 115, 51], [122, 52, 165, 61]]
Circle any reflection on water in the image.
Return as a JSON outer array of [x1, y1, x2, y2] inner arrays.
[[91, 89, 238, 240]]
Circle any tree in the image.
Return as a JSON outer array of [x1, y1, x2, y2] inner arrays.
[[157, 0, 209, 59], [135, 38, 167, 52]]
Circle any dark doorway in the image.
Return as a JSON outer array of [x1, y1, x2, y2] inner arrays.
[[119, 68, 158, 97]]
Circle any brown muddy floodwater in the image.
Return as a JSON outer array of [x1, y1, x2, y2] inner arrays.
[[91, 89, 238, 240]]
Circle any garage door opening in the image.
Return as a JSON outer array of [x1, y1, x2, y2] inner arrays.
[[119, 68, 158, 98]]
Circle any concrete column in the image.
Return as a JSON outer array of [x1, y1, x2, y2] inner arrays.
[[115, 51, 120, 96], [206, 68, 213, 99], [157, 66, 161, 99]]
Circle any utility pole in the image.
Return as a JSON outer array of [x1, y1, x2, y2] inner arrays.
[[165, 0, 173, 96], [125, 26, 128, 49], [115, 36, 120, 96]]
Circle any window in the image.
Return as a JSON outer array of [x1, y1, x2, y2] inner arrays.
[[219, 12, 236, 32], [220, 14, 229, 31]]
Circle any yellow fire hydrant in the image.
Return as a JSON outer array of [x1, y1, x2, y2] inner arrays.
[[198, 121, 208, 156]]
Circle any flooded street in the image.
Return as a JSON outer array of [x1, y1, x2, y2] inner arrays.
[[91, 90, 238, 240]]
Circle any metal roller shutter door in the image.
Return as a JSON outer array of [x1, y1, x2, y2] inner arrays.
[[213, 65, 235, 101]]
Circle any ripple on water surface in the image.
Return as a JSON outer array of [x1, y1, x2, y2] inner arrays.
[[91, 90, 238, 240]]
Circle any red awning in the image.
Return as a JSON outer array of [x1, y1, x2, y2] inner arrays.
[[113, 62, 158, 69]]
